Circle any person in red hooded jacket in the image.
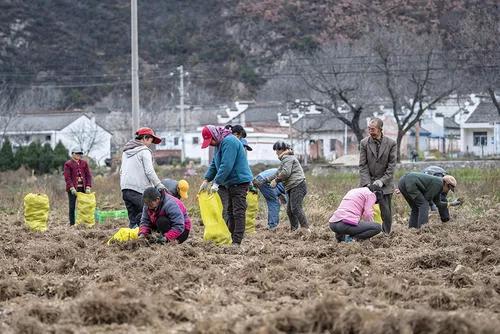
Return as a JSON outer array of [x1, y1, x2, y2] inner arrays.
[[63, 147, 92, 226]]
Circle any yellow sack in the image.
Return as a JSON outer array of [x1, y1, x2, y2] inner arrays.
[[245, 191, 259, 234], [198, 192, 232, 245], [107, 227, 139, 245], [23, 193, 50, 232], [76, 192, 96, 227], [373, 204, 382, 224]]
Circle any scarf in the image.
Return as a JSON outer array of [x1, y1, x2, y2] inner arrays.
[[207, 125, 232, 145]]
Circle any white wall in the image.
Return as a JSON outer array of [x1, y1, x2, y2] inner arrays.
[[461, 126, 495, 156], [59, 116, 112, 165], [245, 133, 288, 165]]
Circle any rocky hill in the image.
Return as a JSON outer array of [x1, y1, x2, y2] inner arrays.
[[0, 0, 495, 108]]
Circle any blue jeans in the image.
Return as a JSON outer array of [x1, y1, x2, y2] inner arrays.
[[255, 176, 281, 228]]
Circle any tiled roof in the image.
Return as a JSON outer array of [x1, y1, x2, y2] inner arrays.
[[465, 101, 500, 124]]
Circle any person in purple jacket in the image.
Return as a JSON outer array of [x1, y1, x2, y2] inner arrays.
[[138, 187, 191, 244], [329, 184, 383, 242]]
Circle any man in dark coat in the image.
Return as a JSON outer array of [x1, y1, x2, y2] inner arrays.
[[359, 118, 397, 234], [398, 172, 458, 228]]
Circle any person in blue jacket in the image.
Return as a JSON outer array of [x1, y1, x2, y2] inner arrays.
[[199, 125, 253, 246], [253, 168, 286, 231]]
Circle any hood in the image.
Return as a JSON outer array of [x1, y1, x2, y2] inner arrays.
[[123, 139, 150, 157]]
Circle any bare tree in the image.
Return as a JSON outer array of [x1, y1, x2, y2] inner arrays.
[[67, 120, 108, 162], [260, 41, 374, 144], [369, 28, 458, 162], [452, 6, 500, 114]]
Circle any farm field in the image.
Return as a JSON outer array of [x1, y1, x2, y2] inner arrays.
[[0, 167, 499, 333]]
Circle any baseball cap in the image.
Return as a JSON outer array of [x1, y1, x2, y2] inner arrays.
[[201, 126, 213, 149], [70, 147, 84, 155], [177, 179, 189, 199], [143, 187, 161, 203], [442, 175, 457, 191], [240, 138, 253, 151], [135, 127, 162, 144]]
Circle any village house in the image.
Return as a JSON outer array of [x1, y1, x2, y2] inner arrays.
[[461, 101, 500, 157], [1, 112, 112, 165]]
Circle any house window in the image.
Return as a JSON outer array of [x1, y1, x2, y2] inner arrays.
[[330, 139, 337, 152], [174, 137, 179, 146], [45, 135, 51, 141], [192, 137, 199, 144], [161, 138, 166, 145], [24, 135, 30, 142], [473, 132, 487, 146]]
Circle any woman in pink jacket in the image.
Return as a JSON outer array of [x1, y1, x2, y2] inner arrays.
[[329, 185, 382, 242]]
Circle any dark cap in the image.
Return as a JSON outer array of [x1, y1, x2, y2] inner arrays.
[[143, 187, 161, 203]]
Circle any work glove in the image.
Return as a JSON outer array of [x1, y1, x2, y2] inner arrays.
[[449, 197, 464, 207], [199, 180, 209, 193], [270, 179, 277, 188], [85, 187, 91, 194], [156, 235, 167, 244], [209, 183, 219, 194], [373, 180, 384, 188], [249, 184, 258, 194], [156, 183, 167, 191], [69, 187, 77, 196]]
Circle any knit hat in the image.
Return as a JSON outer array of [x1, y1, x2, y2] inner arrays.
[[143, 187, 161, 203]]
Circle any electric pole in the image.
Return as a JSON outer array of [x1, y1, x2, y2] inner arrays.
[[131, 0, 140, 134], [178, 65, 186, 163]]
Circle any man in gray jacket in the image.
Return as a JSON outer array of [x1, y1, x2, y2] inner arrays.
[[359, 118, 397, 234], [120, 127, 166, 228]]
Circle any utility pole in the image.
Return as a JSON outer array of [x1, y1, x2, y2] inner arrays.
[[131, 0, 140, 134], [178, 65, 186, 163], [344, 124, 348, 156]]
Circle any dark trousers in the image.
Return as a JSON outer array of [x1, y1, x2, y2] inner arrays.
[[157, 216, 190, 244], [218, 183, 249, 245], [122, 189, 144, 228], [329, 221, 381, 241], [379, 193, 393, 234], [398, 179, 429, 228], [287, 181, 308, 230], [67, 188, 84, 225]]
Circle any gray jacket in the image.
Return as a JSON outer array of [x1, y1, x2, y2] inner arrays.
[[359, 135, 397, 194], [120, 140, 162, 194], [267, 152, 305, 192]]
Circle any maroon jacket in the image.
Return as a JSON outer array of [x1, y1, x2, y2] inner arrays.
[[63, 159, 92, 191]]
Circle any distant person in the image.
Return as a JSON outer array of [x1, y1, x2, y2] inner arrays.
[[329, 185, 383, 242], [253, 168, 286, 231], [161, 178, 189, 200], [120, 127, 166, 228], [199, 125, 253, 246], [64, 147, 93, 226], [184, 160, 197, 177], [266, 141, 309, 232], [138, 187, 191, 244], [398, 172, 461, 228], [411, 149, 418, 162], [359, 118, 397, 234], [225, 124, 247, 139]]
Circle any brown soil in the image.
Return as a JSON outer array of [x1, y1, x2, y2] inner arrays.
[[0, 171, 499, 333]]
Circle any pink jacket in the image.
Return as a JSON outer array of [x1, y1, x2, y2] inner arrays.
[[329, 187, 376, 225]]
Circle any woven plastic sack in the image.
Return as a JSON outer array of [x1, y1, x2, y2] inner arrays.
[[76, 192, 96, 227], [198, 192, 232, 245], [107, 227, 139, 245], [23, 193, 50, 232], [245, 191, 259, 234], [373, 204, 382, 224]]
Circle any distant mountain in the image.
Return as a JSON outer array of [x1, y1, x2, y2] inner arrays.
[[0, 0, 494, 108]]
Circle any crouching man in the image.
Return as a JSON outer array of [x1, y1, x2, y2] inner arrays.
[[138, 187, 191, 244]]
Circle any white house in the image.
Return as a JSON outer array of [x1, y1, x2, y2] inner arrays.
[[1, 112, 112, 165], [461, 101, 500, 157]]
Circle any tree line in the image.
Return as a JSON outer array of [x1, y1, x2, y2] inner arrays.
[[0, 139, 69, 174]]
